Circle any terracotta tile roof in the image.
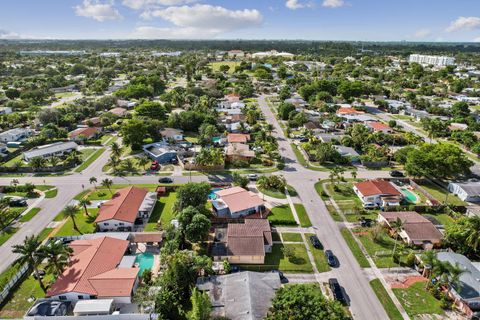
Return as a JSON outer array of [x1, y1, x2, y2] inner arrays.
[[366, 121, 391, 131], [380, 211, 443, 242], [354, 180, 401, 197], [46, 237, 138, 298], [215, 187, 264, 213], [336, 107, 365, 115], [109, 107, 127, 116], [225, 143, 255, 158], [380, 211, 430, 224], [69, 127, 100, 139], [227, 133, 250, 143], [95, 187, 148, 223], [227, 219, 272, 256]]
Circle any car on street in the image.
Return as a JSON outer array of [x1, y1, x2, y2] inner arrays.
[[328, 278, 347, 305], [271, 270, 288, 284], [247, 174, 258, 181], [158, 177, 173, 183], [309, 235, 323, 249], [389, 170, 404, 177], [325, 250, 336, 267]]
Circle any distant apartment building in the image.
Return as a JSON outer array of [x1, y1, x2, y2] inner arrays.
[[408, 54, 455, 67]]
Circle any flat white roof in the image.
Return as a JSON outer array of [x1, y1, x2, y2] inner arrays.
[[73, 299, 113, 314]]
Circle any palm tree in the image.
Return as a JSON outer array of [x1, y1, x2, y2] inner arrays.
[[101, 178, 113, 195], [122, 158, 135, 173], [89, 176, 97, 189], [0, 201, 11, 229], [48, 156, 60, 167], [391, 217, 405, 260], [12, 235, 46, 292], [78, 198, 91, 217], [39, 241, 73, 277], [465, 216, 480, 253], [444, 262, 468, 295], [137, 155, 150, 171], [421, 250, 438, 287], [63, 205, 82, 234], [30, 157, 46, 171], [110, 142, 123, 158], [107, 155, 121, 171], [351, 170, 357, 181], [10, 179, 19, 191]]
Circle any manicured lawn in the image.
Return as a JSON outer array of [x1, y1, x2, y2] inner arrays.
[[370, 279, 403, 320], [44, 188, 57, 198], [209, 61, 241, 74], [272, 232, 281, 242], [0, 228, 18, 246], [0, 270, 54, 319], [19, 208, 41, 222], [74, 148, 105, 172], [294, 203, 312, 227], [258, 185, 286, 199], [2, 154, 23, 167], [54, 209, 98, 236], [184, 131, 199, 144], [424, 213, 456, 227], [393, 282, 444, 317], [86, 189, 115, 200], [340, 228, 370, 268], [281, 232, 303, 242], [79, 147, 96, 160], [268, 205, 297, 226], [326, 182, 359, 202], [264, 244, 313, 273], [73, 189, 90, 200], [314, 181, 329, 200], [344, 210, 378, 223], [291, 143, 308, 168], [38, 228, 53, 241], [417, 181, 466, 206], [145, 192, 177, 231], [305, 233, 331, 273], [326, 203, 343, 222]]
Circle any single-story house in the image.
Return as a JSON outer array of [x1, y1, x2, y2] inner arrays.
[[378, 211, 443, 248], [108, 107, 127, 117], [0, 128, 34, 143], [365, 121, 392, 133], [160, 128, 184, 141], [353, 179, 402, 207], [225, 143, 255, 163], [212, 187, 265, 218], [143, 142, 178, 164], [213, 219, 272, 264], [81, 117, 102, 127], [336, 107, 365, 116], [334, 145, 360, 162], [449, 123, 469, 131], [69, 127, 101, 142], [196, 271, 281, 320], [435, 252, 480, 314], [316, 133, 345, 144], [95, 187, 157, 232], [339, 114, 376, 123], [448, 182, 480, 202], [227, 133, 250, 144], [23, 141, 78, 162], [46, 236, 139, 304], [116, 99, 137, 109]]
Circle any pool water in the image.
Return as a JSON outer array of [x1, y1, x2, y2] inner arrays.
[[401, 188, 418, 203], [135, 252, 154, 275], [208, 188, 223, 200]]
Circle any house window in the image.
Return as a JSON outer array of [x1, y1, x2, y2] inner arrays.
[[119, 222, 124, 226], [78, 295, 84, 299], [59, 296, 67, 300], [104, 223, 109, 226], [90, 295, 97, 299]]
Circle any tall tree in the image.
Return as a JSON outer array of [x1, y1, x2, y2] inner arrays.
[[101, 178, 113, 194], [12, 235, 46, 292], [63, 205, 81, 234], [40, 240, 73, 277], [187, 288, 212, 320]]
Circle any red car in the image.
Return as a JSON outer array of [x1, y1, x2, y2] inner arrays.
[[150, 161, 160, 171]]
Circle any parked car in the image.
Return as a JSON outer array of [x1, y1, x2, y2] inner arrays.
[[247, 174, 258, 181], [325, 250, 336, 267], [309, 235, 323, 249], [389, 170, 404, 177], [159, 177, 173, 183], [150, 161, 160, 171], [359, 217, 373, 227], [363, 203, 378, 210], [328, 278, 347, 304], [9, 198, 27, 207], [271, 270, 288, 284]]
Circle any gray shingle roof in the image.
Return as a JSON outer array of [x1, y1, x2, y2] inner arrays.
[[24, 141, 78, 159], [437, 252, 480, 301]]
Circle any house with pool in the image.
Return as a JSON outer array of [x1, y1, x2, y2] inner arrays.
[[353, 179, 403, 208], [95, 187, 157, 232], [46, 236, 140, 304], [211, 187, 265, 218]]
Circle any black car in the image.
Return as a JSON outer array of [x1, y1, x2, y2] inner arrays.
[[9, 199, 27, 207], [158, 177, 173, 183], [389, 170, 404, 177], [271, 270, 288, 284], [309, 235, 323, 249], [328, 278, 347, 304], [325, 250, 336, 267]]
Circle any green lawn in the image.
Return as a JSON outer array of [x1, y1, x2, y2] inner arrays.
[[19, 208, 41, 222], [344, 210, 378, 223], [272, 232, 281, 242], [326, 203, 343, 222], [281, 233, 303, 242], [38, 228, 53, 241], [145, 192, 177, 231], [417, 181, 466, 206], [79, 147, 96, 160], [74, 148, 105, 172], [258, 186, 286, 199], [314, 181, 330, 201], [2, 154, 23, 168], [264, 244, 313, 273], [424, 213, 456, 227], [44, 188, 57, 198], [393, 282, 444, 317], [209, 61, 241, 74], [0, 269, 54, 319], [370, 279, 403, 320], [184, 131, 199, 144], [356, 227, 407, 268], [340, 228, 370, 268], [268, 205, 297, 226], [294, 203, 312, 227], [0, 228, 18, 246], [54, 209, 98, 236], [305, 233, 331, 273]]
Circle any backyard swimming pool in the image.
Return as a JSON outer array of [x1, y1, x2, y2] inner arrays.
[[401, 188, 418, 203], [135, 252, 154, 275], [208, 188, 223, 200]]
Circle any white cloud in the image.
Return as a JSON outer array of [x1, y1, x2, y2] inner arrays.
[[137, 4, 262, 38], [447, 16, 480, 32], [122, 0, 196, 10], [285, 0, 305, 10], [322, 0, 345, 8], [0, 30, 21, 39], [411, 28, 431, 39], [75, 0, 123, 22], [474, 36, 480, 42]]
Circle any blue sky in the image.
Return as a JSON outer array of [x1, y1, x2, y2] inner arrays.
[[1, 0, 480, 41]]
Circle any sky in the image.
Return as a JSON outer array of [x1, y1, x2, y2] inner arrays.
[[1, 0, 480, 42]]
